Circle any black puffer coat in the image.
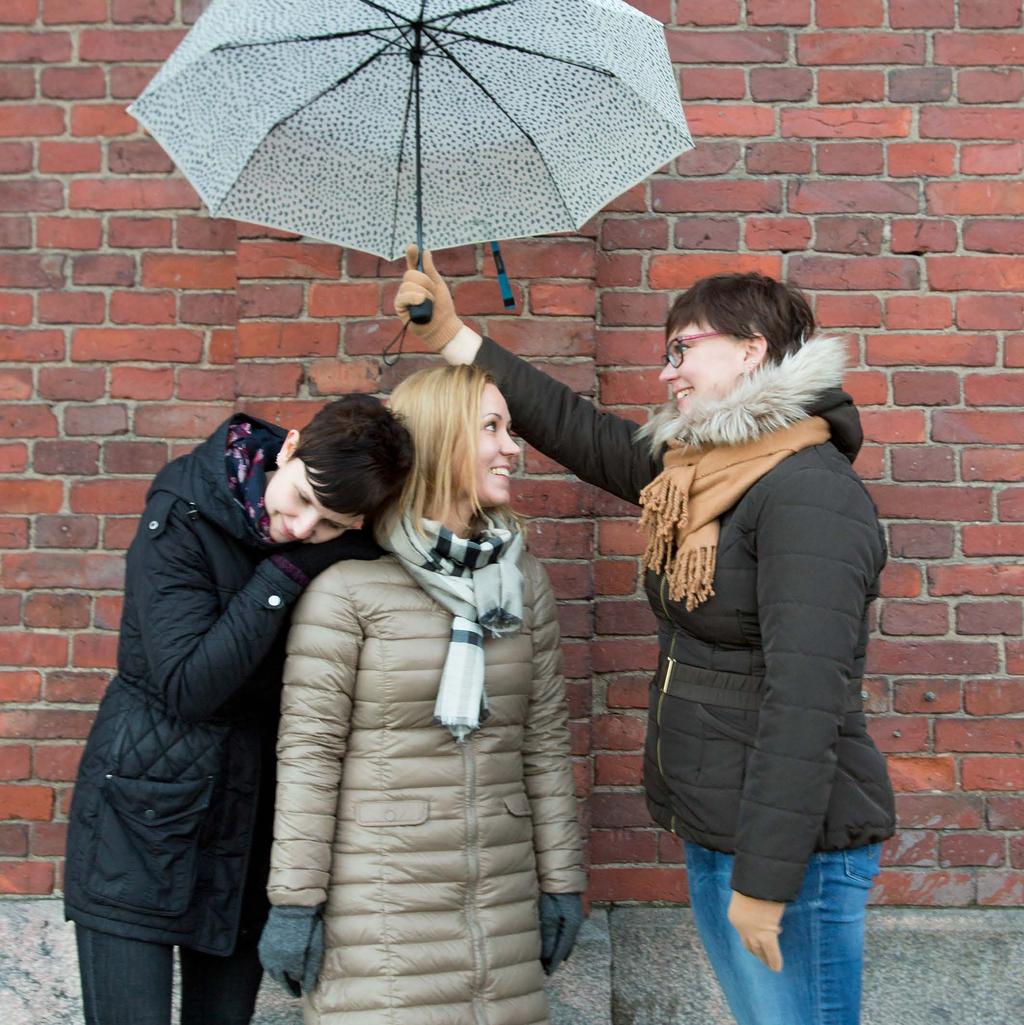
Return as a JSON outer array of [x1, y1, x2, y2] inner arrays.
[[476, 335, 895, 902], [66, 415, 320, 954]]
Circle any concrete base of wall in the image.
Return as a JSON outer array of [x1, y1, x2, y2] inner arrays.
[[609, 907, 1021, 1025], [0, 900, 1018, 1024]]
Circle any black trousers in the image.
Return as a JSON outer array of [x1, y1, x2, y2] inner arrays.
[[75, 924, 263, 1025]]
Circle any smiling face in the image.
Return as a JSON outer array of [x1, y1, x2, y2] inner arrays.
[[658, 324, 767, 413], [263, 430, 363, 544], [473, 384, 519, 509]]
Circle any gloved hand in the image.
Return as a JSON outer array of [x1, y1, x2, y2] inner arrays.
[[727, 890, 786, 972], [394, 244, 464, 352], [538, 892, 584, 975], [258, 904, 324, 997], [273, 526, 384, 585]]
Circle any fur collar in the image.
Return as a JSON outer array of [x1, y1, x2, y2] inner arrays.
[[637, 333, 849, 454]]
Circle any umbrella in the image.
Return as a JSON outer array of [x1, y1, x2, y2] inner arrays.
[[128, 0, 692, 265]]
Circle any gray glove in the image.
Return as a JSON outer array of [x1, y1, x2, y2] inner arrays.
[[539, 892, 584, 975], [258, 904, 324, 997]]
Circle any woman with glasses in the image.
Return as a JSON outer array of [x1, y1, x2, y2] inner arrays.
[[394, 249, 895, 1025]]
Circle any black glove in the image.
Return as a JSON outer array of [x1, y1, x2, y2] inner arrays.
[[538, 892, 584, 975], [258, 904, 324, 997], [272, 526, 384, 585]]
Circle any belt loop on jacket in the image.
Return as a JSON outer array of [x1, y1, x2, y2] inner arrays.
[[661, 656, 676, 695]]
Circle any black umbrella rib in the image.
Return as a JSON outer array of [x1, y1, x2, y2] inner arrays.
[[368, 1, 418, 47], [388, 58, 419, 261], [430, 0, 518, 25], [212, 27, 397, 52], [432, 28, 614, 78], [443, 25, 688, 137], [421, 27, 575, 225]]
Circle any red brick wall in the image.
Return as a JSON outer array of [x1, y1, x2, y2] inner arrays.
[[2, 1, 1022, 906]]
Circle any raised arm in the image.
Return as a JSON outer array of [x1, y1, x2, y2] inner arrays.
[[395, 246, 662, 505]]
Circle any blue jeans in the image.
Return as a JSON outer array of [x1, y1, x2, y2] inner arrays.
[[685, 841, 881, 1025], [75, 924, 263, 1025]]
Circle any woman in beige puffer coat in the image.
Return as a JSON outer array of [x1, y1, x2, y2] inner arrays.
[[265, 365, 586, 1025]]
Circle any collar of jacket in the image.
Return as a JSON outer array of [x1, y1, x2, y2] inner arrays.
[[639, 333, 862, 461], [145, 413, 288, 547]]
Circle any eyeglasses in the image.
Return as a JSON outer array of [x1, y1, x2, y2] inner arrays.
[[663, 330, 721, 368]]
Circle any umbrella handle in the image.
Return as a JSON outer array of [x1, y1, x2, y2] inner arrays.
[[408, 298, 433, 325]]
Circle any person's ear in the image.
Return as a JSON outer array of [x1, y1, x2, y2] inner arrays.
[[743, 335, 768, 373], [278, 428, 301, 464]]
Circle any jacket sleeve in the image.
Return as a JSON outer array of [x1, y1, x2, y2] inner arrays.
[[135, 497, 305, 723], [267, 565, 360, 908], [475, 337, 661, 505], [731, 463, 884, 902], [521, 557, 587, 894]]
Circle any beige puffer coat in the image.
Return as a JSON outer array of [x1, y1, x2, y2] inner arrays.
[[268, 552, 586, 1025]]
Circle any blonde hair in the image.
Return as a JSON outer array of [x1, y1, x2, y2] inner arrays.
[[385, 364, 510, 532]]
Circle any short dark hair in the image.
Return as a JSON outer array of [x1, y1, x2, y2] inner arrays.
[[294, 395, 412, 520], [665, 273, 816, 364]]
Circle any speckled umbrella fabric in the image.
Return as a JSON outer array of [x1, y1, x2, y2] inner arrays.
[[129, 0, 692, 260]]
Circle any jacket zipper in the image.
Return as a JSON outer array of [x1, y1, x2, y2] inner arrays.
[[462, 735, 488, 1025], [657, 577, 678, 836]]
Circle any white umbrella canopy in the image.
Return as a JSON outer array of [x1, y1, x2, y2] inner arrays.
[[129, 0, 692, 261]]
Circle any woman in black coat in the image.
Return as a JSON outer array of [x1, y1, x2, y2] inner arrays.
[[396, 250, 895, 1025], [64, 397, 412, 1025]]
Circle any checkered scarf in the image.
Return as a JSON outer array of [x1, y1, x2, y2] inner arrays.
[[383, 514, 524, 741]]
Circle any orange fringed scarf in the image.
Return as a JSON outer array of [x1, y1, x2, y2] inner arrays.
[[638, 416, 831, 610]]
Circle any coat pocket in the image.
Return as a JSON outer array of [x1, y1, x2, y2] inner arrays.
[[85, 774, 214, 917], [355, 799, 429, 826], [503, 792, 532, 817], [695, 703, 757, 745], [693, 704, 756, 794]]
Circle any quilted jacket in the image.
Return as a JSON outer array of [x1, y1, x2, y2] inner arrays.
[[475, 335, 895, 903], [64, 415, 317, 954], [267, 553, 585, 1025]]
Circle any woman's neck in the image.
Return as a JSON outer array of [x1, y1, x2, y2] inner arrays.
[[438, 499, 474, 538]]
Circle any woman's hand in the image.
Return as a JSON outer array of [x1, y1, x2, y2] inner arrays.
[[727, 890, 785, 972], [395, 245, 482, 363], [258, 904, 324, 996], [395, 245, 464, 351], [538, 892, 584, 975]]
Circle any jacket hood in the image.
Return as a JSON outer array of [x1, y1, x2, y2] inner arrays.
[[146, 413, 287, 545], [638, 334, 862, 461]]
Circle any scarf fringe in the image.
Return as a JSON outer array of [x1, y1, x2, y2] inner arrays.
[[667, 543, 717, 611], [638, 416, 832, 614], [638, 472, 690, 577]]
